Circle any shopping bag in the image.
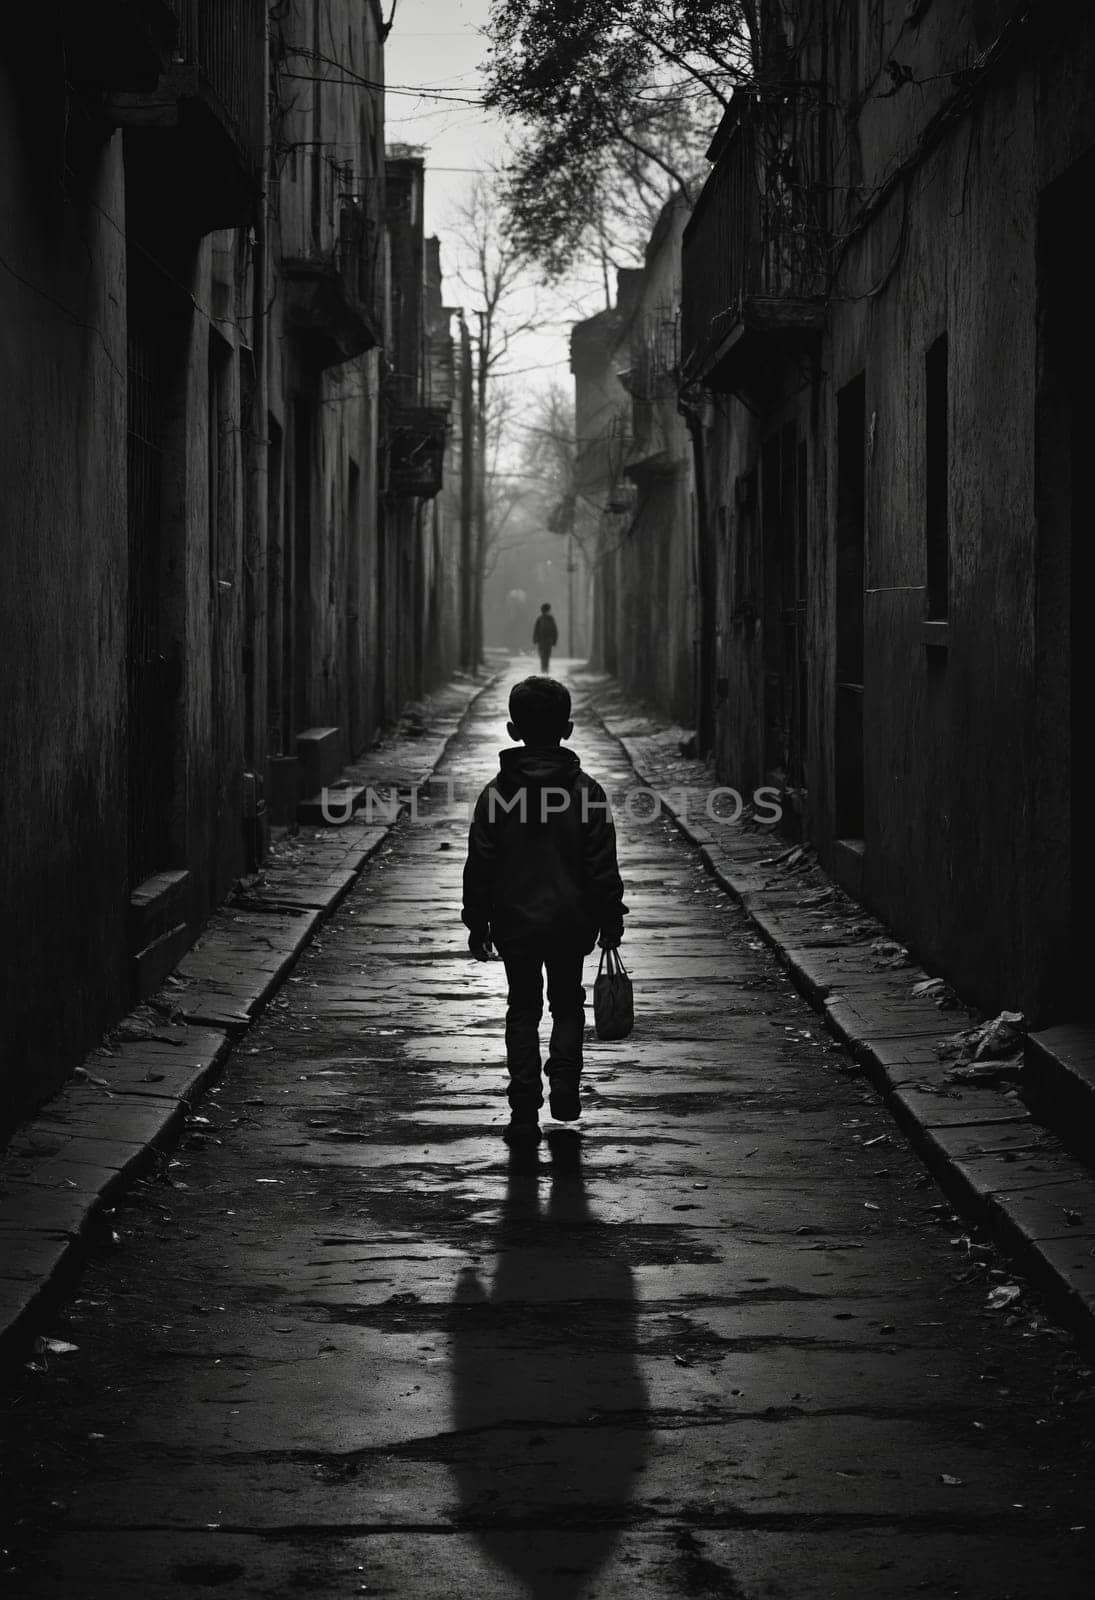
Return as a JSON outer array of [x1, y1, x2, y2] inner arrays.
[[593, 946, 634, 1040]]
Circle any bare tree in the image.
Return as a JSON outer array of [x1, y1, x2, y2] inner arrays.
[[446, 177, 546, 662]]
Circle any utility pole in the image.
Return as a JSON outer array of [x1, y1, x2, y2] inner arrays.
[[473, 309, 489, 669], [457, 312, 475, 672]]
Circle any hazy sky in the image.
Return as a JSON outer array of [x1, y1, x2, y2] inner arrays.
[[385, 0, 503, 226], [384, 0, 608, 425]]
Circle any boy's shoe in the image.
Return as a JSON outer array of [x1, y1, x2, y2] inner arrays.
[[503, 1111, 541, 1146], [548, 1081, 581, 1122]]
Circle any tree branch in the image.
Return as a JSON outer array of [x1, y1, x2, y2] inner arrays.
[[601, 106, 696, 201]]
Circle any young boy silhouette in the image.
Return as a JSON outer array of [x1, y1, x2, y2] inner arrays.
[[462, 678, 627, 1144]]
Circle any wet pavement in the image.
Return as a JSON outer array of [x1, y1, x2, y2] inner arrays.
[[2, 663, 1094, 1599]]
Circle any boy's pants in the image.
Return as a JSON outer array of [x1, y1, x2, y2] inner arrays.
[[500, 943, 585, 1110]]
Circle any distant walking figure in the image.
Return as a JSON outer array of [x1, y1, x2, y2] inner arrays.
[[532, 602, 558, 673]]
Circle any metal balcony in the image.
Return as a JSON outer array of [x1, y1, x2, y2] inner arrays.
[[284, 203, 384, 370], [107, 0, 265, 236], [385, 408, 450, 500], [681, 91, 828, 397], [619, 313, 682, 478]]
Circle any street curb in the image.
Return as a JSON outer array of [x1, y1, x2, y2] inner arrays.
[[0, 673, 497, 1363], [606, 724, 1095, 1352]]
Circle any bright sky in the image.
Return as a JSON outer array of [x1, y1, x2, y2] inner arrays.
[[384, 0, 611, 443]]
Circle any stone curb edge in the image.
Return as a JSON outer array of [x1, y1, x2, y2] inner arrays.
[[609, 730, 1095, 1353], [0, 674, 497, 1363]]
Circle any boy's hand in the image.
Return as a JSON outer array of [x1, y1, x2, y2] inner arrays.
[[598, 925, 624, 950], [468, 931, 494, 961]]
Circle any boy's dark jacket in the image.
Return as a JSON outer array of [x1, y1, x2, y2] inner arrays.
[[462, 745, 626, 952]]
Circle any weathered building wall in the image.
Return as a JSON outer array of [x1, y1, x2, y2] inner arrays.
[[572, 225, 697, 724], [0, 8, 268, 1125], [816, 0, 1095, 1019], [692, 393, 763, 799], [680, 0, 1095, 1020], [180, 243, 244, 921], [619, 198, 697, 727], [425, 238, 463, 686], [0, 74, 130, 1127], [571, 301, 632, 675], [0, 2, 458, 1133], [269, 0, 386, 764], [384, 155, 430, 717]]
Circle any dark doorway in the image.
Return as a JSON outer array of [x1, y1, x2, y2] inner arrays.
[[376, 502, 389, 724], [1039, 153, 1095, 1008], [292, 397, 313, 733], [265, 415, 285, 753], [925, 334, 950, 620], [207, 329, 239, 897], [761, 424, 808, 796], [762, 433, 785, 777], [796, 437, 810, 790], [125, 249, 181, 887], [345, 458, 362, 755], [1070, 267, 1095, 996], [835, 374, 866, 841]]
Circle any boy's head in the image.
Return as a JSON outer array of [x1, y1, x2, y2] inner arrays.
[[507, 676, 572, 746], [540, 602, 551, 613]]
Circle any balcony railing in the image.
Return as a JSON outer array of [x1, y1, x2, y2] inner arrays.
[[174, 0, 264, 163], [620, 307, 681, 475], [283, 202, 382, 369], [336, 202, 378, 320], [386, 407, 450, 500], [681, 91, 828, 391], [106, 0, 264, 234]]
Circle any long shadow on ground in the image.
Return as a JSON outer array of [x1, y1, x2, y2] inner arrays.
[[448, 1131, 649, 1598]]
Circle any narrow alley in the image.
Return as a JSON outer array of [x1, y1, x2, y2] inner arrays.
[[2, 669, 1093, 1600]]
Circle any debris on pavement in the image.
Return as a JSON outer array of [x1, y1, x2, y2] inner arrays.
[[910, 975, 961, 1009], [937, 1010, 1027, 1071], [987, 1283, 1023, 1311], [868, 937, 911, 969], [974, 1011, 1027, 1059], [72, 1067, 112, 1091], [33, 1337, 78, 1356]]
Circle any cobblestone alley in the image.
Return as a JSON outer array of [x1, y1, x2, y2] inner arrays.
[[2, 667, 1094, 1600]]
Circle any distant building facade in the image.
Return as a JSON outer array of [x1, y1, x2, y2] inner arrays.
[[571, 200, 697, 727], [570, 280, 635, 680]]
